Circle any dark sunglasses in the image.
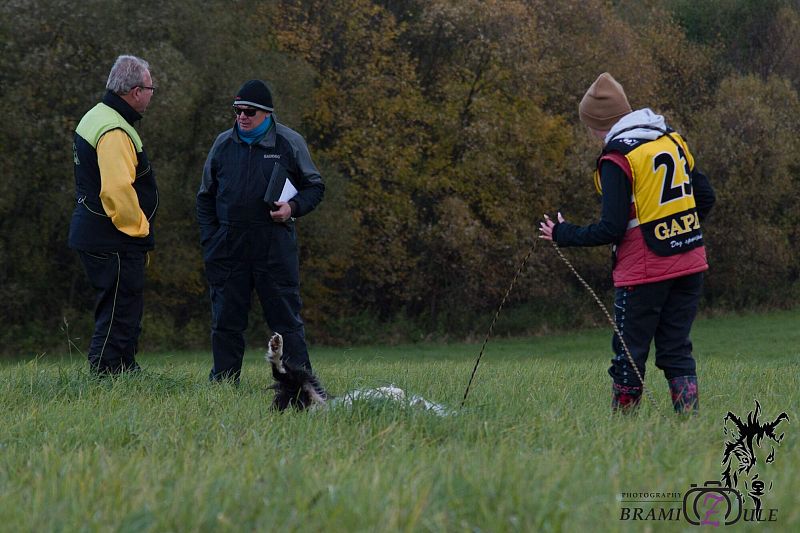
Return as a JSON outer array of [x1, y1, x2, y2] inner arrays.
[[233, 106, 259, 117], [137, 85, 156, 92]]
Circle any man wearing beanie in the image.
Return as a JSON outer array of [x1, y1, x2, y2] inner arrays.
[[197, 79, 325, 382], [539, 72, 716, 414], [68, 54, 158, 375]]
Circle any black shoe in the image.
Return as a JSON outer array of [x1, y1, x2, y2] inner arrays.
[[89, 360, 141, 377], [209, 368, 241, 385], [120, 361, 142, 374]]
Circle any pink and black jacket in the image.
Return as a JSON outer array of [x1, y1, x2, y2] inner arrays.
[[554, 109, 715, 287]]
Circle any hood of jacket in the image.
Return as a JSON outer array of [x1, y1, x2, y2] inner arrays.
[[605, 108, 667, 144]]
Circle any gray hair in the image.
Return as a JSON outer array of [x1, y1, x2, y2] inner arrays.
[[106, 55, 150, 94]]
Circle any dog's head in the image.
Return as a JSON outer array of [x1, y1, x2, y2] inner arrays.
[[266, 333, 328, 411]]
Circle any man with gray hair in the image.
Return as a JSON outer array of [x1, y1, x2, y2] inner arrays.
[[68, 54, 159, 375]]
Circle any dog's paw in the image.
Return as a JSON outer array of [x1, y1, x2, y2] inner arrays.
[[268, 333, 283, 356], [266, 333, 286, 374]]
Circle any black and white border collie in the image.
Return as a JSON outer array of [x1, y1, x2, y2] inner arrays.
[[266, 333, 450, 415], [266, 333, 328, 411]]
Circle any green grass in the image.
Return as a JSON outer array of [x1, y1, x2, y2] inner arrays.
[[1, 309, 798, 532]]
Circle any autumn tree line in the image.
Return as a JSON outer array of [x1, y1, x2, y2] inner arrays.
[[1, 0, 799, 355]]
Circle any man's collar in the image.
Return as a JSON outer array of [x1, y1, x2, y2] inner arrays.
[[102, 90, 142, 125], [232, 115, 277, 148]]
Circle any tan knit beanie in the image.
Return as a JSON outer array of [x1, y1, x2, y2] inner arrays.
[[579, 73, 631, 130]]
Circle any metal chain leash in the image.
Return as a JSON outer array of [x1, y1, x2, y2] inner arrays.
[[460, 239, 538, 408], [460, 237, 662, 414], [549, 242, 661, 413]]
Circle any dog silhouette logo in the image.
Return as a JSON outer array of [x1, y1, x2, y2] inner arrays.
[[720, 400, 788, 512]]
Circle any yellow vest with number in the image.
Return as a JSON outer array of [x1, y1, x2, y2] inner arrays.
[[595, 131, 704, 256]]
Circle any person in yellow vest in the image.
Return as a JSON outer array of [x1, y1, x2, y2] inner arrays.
[[539, 73, 715, 413], [68, 55, 158, 375]]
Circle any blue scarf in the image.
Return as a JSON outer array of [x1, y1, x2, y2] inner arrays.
[[237, 115, 273, 145]]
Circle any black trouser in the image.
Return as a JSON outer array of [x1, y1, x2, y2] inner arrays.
[[609, 272, 703, 387], [78, 250, 146, 373], [204, 223, 310, 382]]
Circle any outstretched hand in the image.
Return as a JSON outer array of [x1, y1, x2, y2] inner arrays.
[[538, 212, 565, 241]]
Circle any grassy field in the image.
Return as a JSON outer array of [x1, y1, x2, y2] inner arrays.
[[1, 309, 798, 532]]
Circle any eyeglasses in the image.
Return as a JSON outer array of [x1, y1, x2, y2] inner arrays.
[[233, 106, 259, 117], [137, 85, 156, 93]]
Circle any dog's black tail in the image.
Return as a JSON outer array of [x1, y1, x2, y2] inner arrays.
[[270, 360, 329, 411]]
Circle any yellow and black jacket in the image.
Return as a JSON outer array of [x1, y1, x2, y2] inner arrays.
[[68, 91, 158, 252]]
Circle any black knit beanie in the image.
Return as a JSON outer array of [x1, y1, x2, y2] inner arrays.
[[233, 80, 273, 112]]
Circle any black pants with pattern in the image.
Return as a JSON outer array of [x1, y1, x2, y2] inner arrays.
[[609, 272, 704, 388], [78, 250, 146, 373]]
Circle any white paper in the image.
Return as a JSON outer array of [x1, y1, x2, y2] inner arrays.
[[278, 179, 298, 202]]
